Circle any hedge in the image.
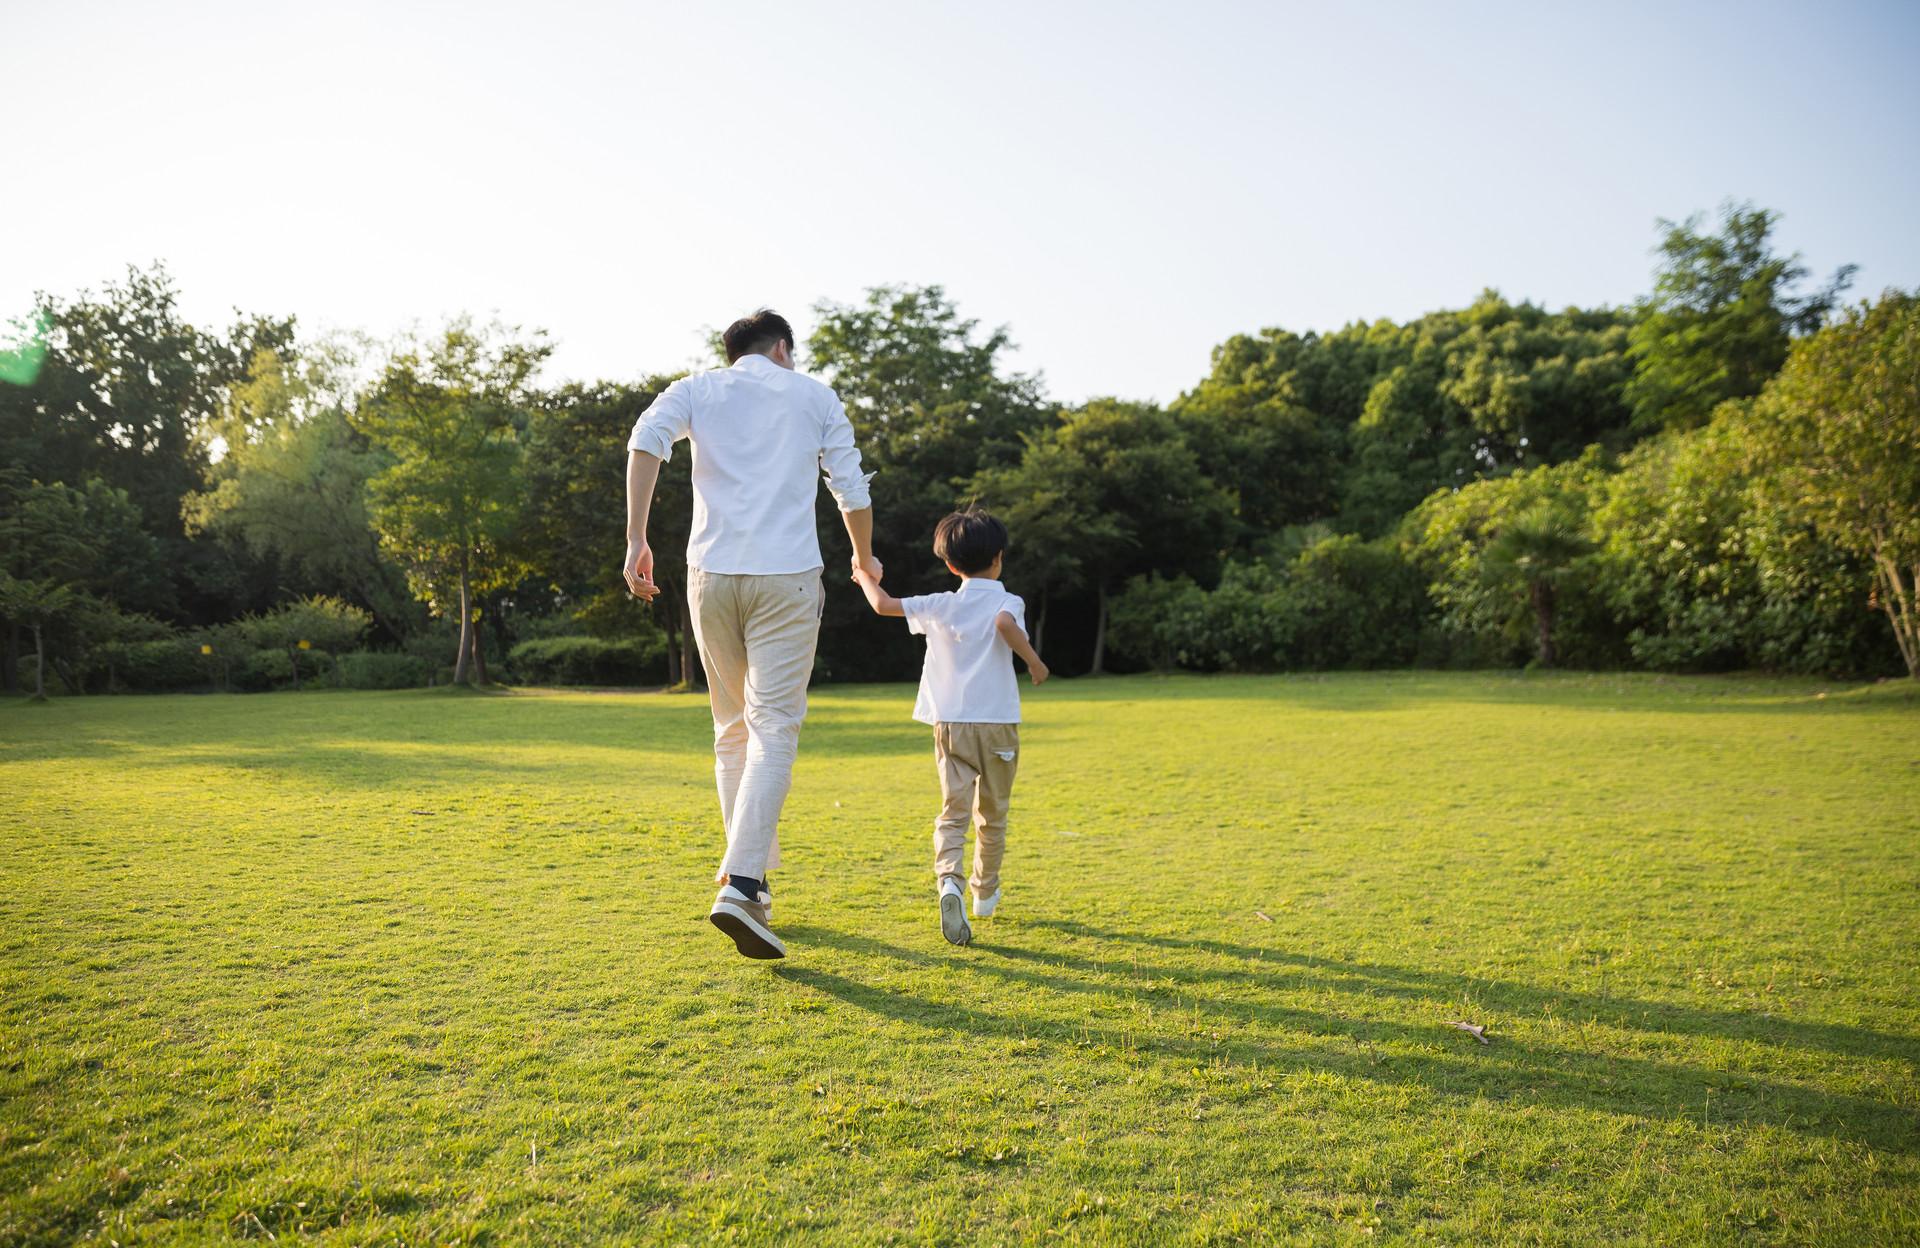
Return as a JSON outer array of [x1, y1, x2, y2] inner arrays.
[[508, 636, 667, 686]]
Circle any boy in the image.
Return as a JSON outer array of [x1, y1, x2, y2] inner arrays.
[[850, 508, 1048, 945]]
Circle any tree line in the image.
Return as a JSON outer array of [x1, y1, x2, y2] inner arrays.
[[2, 202, 1915, 698]]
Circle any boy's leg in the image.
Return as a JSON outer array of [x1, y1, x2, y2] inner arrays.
[[718, 571, 822, 885], [968, 724, 1019, 901], [932, 723, 979, 886], [687, 569, 749, 882]]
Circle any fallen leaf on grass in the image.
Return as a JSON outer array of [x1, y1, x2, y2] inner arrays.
[[1445, 1020, 1491, 1044], [1254, 911, 1274, 923]]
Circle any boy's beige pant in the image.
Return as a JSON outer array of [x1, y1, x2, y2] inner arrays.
[[932, 721, 1019, 898], [688, 568, 823, 884]]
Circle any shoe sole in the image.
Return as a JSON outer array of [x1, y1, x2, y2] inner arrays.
[[940, 891, 972, 946], [710, 903, 786, 959]]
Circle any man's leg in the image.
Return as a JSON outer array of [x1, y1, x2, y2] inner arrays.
[[717, 572, 822, 885], [968, 724, 1019, 902], [688, 570, 749, 880]]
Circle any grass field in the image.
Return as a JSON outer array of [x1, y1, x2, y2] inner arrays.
[[3, 672, 1918, 1245]]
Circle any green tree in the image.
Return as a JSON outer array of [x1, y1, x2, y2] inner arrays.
[[808, 285, 1050, 680], [1481, 508, 1595, 667], [1625, 203, 1854, 431], [978, 400, 1232, 673], [235, 595, 372, 691], [0, 265, 294, 622], [520, 379, 691, 685], [0, 574, 75, 700], [184, 343, 413, 634], [1747, 291, 1920, 676], [353, 320, 548, 685]]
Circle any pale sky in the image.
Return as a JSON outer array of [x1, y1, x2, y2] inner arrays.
[[9, 0, 1918, 403]]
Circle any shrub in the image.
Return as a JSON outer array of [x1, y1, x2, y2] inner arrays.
[[337, 652, 432, 689], [117, 639, 205, 692], [508, 635, 667, 686]]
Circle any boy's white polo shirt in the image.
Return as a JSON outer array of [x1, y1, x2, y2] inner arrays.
[[900, 578, 1027, 726]]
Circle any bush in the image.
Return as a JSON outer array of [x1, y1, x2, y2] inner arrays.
[[508, 635, 667, 686], [115, 639, 206, 692], [337, 652, 432, 689], [1109, 536, 1430, 672]]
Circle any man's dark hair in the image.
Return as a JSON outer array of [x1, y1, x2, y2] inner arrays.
[[722, 309, 795, 364], [933, 507, 1009, 575]]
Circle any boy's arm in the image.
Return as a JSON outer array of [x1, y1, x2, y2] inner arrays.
[[851, 568, 906, 617], [995, 611, 1049, 684]]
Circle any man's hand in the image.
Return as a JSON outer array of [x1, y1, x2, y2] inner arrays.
[[851, 552, 883, 584], [623, 537, 659, 601], [1028, 659, 1050, 686]]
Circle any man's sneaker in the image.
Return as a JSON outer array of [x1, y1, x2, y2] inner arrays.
[[722, 875, 773, 918], [973, 887, 1000, 918], [939, 876, 972, 946], [710, 884, 786, 959]]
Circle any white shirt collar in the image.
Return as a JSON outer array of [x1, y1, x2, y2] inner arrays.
[[957, 578, 1001, 592], [732, 352, 784, 373]]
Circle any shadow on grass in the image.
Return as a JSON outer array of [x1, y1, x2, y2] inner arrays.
[[775, 923, 1920, 1157]]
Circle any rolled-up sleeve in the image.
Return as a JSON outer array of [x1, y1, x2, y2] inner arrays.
[[628, 379, 693, 462], [818, 389, 874, 512]]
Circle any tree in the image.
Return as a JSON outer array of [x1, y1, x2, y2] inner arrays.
[[807, 285, 1051, 680], [520, 379, 691, 685], [0, 574, 75, 700], [1625, 203, 1855, 431], [184, 343, 414, 634], [1747, 291, 1920, 676], [0, 265, 294, 622], [1481, 509, 1595, 667], [353, 320, 548, 685], [977, 400, 1232, 673], [235, 595, 372, 690]]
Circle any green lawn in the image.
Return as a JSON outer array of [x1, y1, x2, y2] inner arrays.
[[3, 672, 1918, 1245]]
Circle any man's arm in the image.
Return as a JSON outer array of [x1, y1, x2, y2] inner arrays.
[[841, 506, 882, 583], [624, 450, 662, 600], [850, 565, 905, 617], [820, 389, 881, 581], [996, 611, 1050, 684]]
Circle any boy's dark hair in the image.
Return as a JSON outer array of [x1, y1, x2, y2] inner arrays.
[[722, 309, 795, 364], [933, 507, 1009, 575]]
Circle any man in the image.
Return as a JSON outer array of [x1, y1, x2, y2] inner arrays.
[[623, 309, 879, 960]]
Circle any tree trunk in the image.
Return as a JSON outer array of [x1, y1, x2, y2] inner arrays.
[[1090, 583, 1109, 675], [30, 622, 46, 700], [679, 590, 701, 690], [1033, 588, 1049, 658], [4, 622, 18, 694], [286, 644, 303, 691], [454, 554, 474, 686], [1532, 580, 1556, 668], [471, 612, 492, 686], [662, 582, 683, 687], [1872, 550, 1919, 678]]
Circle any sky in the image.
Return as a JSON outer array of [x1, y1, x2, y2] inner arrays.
[[8, 0, 1919, 403]]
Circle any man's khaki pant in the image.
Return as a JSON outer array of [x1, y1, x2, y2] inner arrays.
[[688, 568, 823, 883], [932, 721, 1019, 898]]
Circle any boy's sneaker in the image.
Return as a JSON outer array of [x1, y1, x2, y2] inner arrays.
[[973, 887, 1000, 918], [710, 884, 785, 959], [938, 876, 972, 946]]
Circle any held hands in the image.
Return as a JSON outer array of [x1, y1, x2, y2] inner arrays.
[[850, 552, 884, 585], [623, 538, 659, 601]]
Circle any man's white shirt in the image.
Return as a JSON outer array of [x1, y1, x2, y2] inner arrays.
[[900, 579, 1027, 725], [627, 353, 873, 575]]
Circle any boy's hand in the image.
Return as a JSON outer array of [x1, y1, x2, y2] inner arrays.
[[1028, 659, 1050, 686]]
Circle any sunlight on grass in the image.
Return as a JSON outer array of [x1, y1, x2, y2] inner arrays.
[[3, 673, 1917, 1244]]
